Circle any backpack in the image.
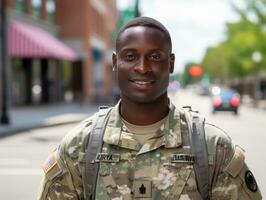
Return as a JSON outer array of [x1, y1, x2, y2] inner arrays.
[[84, 106, 210, 200]]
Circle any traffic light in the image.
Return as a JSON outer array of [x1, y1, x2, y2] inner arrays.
[[189, 65, 203, 77]]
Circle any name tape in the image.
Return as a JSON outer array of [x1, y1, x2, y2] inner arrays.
[[96, 153, 120, 163], [171, 154, 195, 164]]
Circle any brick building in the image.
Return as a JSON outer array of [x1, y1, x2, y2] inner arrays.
[[2, 0, 118, 106], [3, 0, 77, 106], [56, 0, 118, 103]]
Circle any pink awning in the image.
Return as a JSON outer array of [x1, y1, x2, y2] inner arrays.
[[8, 21, 77, 61]]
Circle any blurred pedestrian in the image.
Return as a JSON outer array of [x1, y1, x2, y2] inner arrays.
[[37, 17, 261, 200]]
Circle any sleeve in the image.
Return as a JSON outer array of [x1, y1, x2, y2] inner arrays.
[[37, 118, 94, 200], [205, 123, 262, 200], [37, 147, 83, 200]]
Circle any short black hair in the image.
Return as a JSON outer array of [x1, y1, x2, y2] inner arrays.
[[116, 16, 172, 52]]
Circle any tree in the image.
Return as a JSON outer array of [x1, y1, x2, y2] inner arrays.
[[201, 44, 228, 82], [225, 20, 260, 77], [230, 0, 266, 72], [201, 0, 266, 81]]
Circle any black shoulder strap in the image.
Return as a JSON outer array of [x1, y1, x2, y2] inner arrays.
[[84, 106, 111, 200], [183, 106, 210, 200]]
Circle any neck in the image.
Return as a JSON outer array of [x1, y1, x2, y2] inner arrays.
[[120, 94, 169, 125]]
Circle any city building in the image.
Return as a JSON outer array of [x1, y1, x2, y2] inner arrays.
[[3, 0, 76, 105], [2, 0, 118, 106], [56, 0, 118, 103]]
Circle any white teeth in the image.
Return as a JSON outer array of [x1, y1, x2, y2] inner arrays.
[[134, 81, 151, 85]]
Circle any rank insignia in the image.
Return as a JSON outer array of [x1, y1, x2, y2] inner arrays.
[[171, 154, 195, 164], [96, 153, 120, 162], [245, 170, 258, 192], [133, 180, 152, 198]]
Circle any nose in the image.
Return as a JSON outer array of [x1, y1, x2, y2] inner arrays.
[[134, 56, 151, 74]]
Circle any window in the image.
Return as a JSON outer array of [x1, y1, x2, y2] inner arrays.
[[32, 0, 41, 19], [15, 0, 24, 13], [46, 0, 55, 23]]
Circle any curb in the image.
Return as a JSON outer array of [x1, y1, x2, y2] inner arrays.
[[0, 115, 88, 139]]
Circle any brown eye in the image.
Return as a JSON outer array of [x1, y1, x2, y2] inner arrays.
[[125, 54, 135, 61], [149, 53, 161, 61]]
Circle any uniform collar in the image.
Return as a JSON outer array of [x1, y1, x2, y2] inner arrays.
[[103, 100, 182, 153]]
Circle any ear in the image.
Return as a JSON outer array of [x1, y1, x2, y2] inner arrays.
[[169, 53, 175, 73], [112, 52, 117, 71]]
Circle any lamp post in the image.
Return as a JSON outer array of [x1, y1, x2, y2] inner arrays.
[[251, 51, 262, 107], [0, 0, 10, 125]]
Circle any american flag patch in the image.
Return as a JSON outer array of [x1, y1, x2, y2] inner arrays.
[[42, 150, 57, 174]]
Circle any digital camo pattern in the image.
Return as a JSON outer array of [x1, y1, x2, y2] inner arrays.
[[37, 101, 262, 200]]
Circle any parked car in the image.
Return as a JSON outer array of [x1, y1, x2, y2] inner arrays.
[[211, 87, 240, 115]]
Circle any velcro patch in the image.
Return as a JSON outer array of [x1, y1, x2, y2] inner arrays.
[[42, 150, 57, 174], [171, 154, 195, 164], [133, 180, 152, 198]]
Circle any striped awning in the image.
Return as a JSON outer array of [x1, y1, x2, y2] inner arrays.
[[8, 21, 78, 61]]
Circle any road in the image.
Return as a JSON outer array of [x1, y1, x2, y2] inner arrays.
[[0, 89, 265, 199], [0, 123, 77, 200]]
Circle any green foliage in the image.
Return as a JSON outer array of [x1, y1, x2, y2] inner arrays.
[[201, 44, 228, 81], [225, 20, 260, 76], [201, 0, 266, 81]]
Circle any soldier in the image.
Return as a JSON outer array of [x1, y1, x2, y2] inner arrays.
[[38, 17, 262, 200]]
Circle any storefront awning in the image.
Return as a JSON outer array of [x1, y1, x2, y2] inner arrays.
[[9, 21, 78, 61]]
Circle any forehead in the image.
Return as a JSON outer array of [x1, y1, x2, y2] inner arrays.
[[117, 26, 170, 51]]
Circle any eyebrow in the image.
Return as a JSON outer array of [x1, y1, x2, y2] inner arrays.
[[119, 48, 167, 53]]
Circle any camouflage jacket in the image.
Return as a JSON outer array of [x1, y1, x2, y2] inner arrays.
[[37, 102, 262, 200]]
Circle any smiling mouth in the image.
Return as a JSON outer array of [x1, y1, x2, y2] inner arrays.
[[130, 80, 155, 85]]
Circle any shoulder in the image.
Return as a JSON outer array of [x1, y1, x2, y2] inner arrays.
[[59, 106, 113, 160], [38, 109, 114, 199], [44, 114, 96, 175], [204, 122, 234, 166], [204, 123, 262, 199], [204, 122, 233, 152], [61, 115, 94, 152]]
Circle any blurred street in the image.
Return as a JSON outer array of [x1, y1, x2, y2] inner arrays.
[[0, 103, 98, 137], [0, 123, 77, 200], [0, 89, 265, 200]]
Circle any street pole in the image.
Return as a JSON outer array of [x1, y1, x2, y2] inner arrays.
[[0, 0, 10, 125]]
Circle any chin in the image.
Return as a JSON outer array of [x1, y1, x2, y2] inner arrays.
[[123, 92, 167, 104]]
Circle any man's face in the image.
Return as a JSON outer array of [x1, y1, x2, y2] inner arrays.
[[113, 26, 175, 103]]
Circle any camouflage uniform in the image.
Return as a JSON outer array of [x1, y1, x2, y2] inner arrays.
[[38, 101, 262, 200]]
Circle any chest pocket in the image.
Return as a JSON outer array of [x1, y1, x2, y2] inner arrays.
[[154, 150, 202, 200], [152, 162, 193, 199], [96, 160, 132, 200]]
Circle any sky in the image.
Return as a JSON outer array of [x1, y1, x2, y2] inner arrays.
[[117, 0, 240, 73]]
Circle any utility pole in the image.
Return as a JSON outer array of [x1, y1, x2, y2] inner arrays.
[[0, 0, 10, 125]]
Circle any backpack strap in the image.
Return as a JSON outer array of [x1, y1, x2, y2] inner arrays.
[[84, 106, 112, 200], [183, 106, 210, 200]]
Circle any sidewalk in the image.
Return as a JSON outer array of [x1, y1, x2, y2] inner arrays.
[[0, 103, 99, 138]]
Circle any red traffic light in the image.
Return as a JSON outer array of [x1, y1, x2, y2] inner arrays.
[[189, 65, 202, 76]]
